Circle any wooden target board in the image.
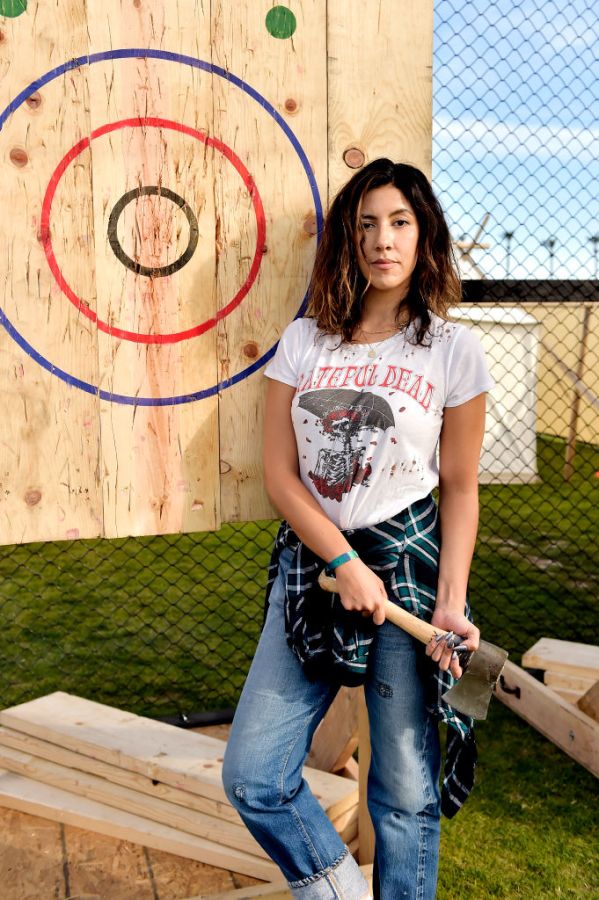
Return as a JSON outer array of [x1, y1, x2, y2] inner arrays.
[[0, 0, 433, 543]]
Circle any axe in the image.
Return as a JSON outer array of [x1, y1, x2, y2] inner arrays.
[[318, 571, 508, 719]]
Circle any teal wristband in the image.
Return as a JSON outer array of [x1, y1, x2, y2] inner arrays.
[[325, 549, 358, 575]]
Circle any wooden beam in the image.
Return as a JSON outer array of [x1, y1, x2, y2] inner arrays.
[[522, 638, 599, 681], [496, 661, 599, 778], [0, 725, 240, 823], [577, 681, 599, 723], [357, 689, 375, 866], [306, 687, 359, 774]]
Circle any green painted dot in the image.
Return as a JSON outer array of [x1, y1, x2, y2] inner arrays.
[[0, 0, 27, 17], [265, 5, 297, 40]]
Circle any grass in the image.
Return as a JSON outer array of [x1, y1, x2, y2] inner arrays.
[[438, 701, 598, 898]]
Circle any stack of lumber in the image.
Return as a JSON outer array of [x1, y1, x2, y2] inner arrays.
[[496, 638, 599, 779], [0, 692, 359, 881], [522, 637, 599, 714]]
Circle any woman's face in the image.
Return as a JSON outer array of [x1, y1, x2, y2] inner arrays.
[[356, 184, 420, 302]]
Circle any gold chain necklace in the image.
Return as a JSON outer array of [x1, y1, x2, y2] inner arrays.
[[354, 324, 404, 358]]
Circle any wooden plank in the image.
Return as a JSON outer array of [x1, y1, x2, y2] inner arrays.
[[522, 638, 599, 680], [0, 693, 358, 819], [327, 0, 434, 197], [0, 0, 103, 545], [306, 687, 359, 774], [357, 688, 375, 866], [544, 671, 595, 693], [86, 0, 220, 537], [0, 769, 280, 881], [188, 865, 373, 900], [0, 725, 243, 825], [330, 801, 358, 845], [0, 806, 65, 900], [577, 681, 599, 723], [496, 660, 599, 778], [212, 0, 327, 523], [0, 743, 270, 860]]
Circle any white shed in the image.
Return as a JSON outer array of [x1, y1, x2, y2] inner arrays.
[[452, 307, 541, 483]]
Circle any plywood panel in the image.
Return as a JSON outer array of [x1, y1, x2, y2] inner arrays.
[[212, 1, 327, 522], [328, 0, 434, 195], [86, 1, 220, 537], [0, 0, 103, 543]]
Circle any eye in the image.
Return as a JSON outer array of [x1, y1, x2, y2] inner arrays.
[[393, 218, 409, 227], [360, 221, 375, 230]]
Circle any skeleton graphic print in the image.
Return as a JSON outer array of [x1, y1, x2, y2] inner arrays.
[[298, 389, 395, 502]]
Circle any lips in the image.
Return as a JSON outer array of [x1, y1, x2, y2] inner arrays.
[[370, 259, 397, 269]]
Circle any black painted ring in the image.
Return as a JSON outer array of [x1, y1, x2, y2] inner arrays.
[[107, 185, 199, 278]]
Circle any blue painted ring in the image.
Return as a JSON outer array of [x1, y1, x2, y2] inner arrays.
[[0, 49, 323, 406]]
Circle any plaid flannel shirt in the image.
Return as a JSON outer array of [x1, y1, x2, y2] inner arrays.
[[265, 494, 477, 818]]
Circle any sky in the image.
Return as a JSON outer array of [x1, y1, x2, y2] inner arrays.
[[432, 0, 599, 279]]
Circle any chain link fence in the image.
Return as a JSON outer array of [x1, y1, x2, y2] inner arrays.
[[0, 0, 597, 720]]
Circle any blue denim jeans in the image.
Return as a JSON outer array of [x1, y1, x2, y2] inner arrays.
[[222, 547, 441, 899]]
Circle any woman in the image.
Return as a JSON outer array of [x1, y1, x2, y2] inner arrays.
[[223, 159, 493, 899]]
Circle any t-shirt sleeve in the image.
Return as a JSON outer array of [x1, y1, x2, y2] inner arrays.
[[264, 318, 305, 387], [445, 325, 494, 407]]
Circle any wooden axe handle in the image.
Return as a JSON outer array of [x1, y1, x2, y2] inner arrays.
[[318, 571, 446, 645]]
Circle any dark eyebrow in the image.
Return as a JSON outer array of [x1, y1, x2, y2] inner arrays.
[[360, 208, 413, 220]]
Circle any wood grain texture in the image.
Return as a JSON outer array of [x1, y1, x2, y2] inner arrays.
[[0, 0, 103, 543], [86, 0, 220, 537], [0, 769, 281, 880], [0, 1, 435, 542], [496, 660, 599, 778], [0, 692, 359, 819], [327, 0, 434, 196], [212, 0, 327, 523], [0, 743, 271, 859], [522, 638, 599, 680]]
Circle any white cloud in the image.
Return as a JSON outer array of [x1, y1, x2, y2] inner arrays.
[[433, 113, 599, 167]]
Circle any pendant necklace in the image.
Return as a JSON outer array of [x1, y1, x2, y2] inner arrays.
[[356, 325, 403, 358]]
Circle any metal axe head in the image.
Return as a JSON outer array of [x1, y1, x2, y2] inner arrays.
[[442, 640, 508, 720]]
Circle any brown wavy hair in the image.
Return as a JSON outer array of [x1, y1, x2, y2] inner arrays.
[[306, 159, 461, 345]]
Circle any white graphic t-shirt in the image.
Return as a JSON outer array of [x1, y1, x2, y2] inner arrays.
[[265, 315, 493, 530]]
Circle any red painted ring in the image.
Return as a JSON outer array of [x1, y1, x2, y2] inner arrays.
[[40, 116, 267, 344]]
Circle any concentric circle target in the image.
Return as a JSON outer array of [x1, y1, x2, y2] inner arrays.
[[0, 48, 323, 405]]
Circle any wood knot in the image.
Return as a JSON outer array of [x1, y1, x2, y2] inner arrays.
[[343, 147, 365, 169], [133, 0, 142, 7], [284, 98, 298, 114], [219, 459, 232, 475], [10, 147, 28, 168], [24, 490, 42, 507], [25, 92, 42, 110], [0, 31, 5, 44], [243, 341, 259, 359], [303, 214, 318, 236]]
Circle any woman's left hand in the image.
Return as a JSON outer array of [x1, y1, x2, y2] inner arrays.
[[425, 607, 480, 679]]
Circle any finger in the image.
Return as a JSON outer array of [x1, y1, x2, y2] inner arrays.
[[372, 604, 385, 626], [449, 652, 463, 679]]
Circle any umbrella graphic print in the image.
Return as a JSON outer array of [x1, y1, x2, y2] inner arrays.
[[298, 390, 395, 502]]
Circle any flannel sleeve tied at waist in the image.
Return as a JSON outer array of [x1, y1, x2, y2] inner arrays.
[[264, 493, 477, 818]]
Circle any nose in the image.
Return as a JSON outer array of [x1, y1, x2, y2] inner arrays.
[[375, 224, 393, 249]]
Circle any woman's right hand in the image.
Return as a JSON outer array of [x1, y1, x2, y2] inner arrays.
[[333, 558, 387, 625]]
